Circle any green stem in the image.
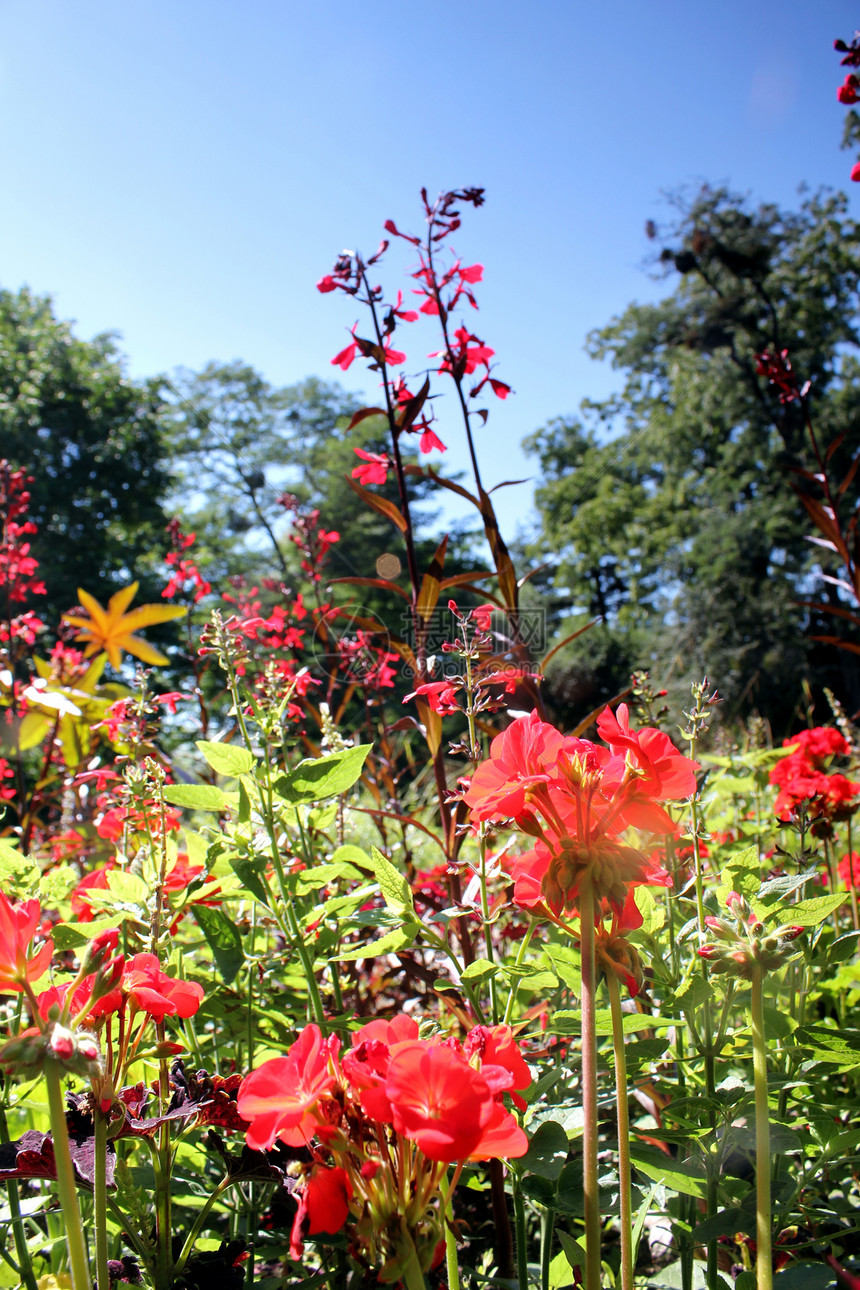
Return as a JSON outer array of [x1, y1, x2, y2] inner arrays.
[[445, 1188, 460, 1290], [751, 964, 773, 1290], [503, 920, 536, 1025], [402, 1232, 427, 1290], [540, 1207, 555, 1290], [93, 1106, 110, 1290], [513, 1173, 530, 1290], [0, 1092, 38, 1290], [607, 974, 633, 1290], [174, 1176, 234, 1274], [44, 1061, 91, 1290], [579, 881, 601, 1290]]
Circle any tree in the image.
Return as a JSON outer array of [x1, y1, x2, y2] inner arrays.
[[526, 187, 860, 728], [0, 287, 171, 622], [164, 363, 475, 632]]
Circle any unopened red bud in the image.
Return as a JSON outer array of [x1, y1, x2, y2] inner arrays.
[[698, 945, 719, 960], [50, 1027, 75, 1060], [361, 1161, 380, 1179], [780, 926, 805, 942], [78, 1035, 100, 1062], [153, 1041, 184, 1058]]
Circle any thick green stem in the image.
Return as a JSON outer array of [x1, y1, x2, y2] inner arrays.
[[44, 1061, 91, 1290], [0, 1092, 38, 1290], [445, 1188, 460, 1290], [607, 974, 633, 1290], [513, 1173, 530, 1289], [540, 1206, 555, 1290], [402, 1233, 427, 1290], [93, 1106, 110, 1290], [751, 965, 773, 1290], [579, 881, 602, 1290]]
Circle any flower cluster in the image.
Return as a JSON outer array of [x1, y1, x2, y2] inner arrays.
[[768, 725, 859, 824], [698, 891, 804, 980], [835, 34, 860, 181], [0, 461, 47, 649], [238, 1017, 529, 1277], [162, 519, 212, 604], [465, 704, 698, 992]]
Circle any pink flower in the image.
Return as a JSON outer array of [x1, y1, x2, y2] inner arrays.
[[419, 428, 447, 454], [352, 448, 390, 487]]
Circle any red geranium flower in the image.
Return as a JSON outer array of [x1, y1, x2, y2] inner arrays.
[[0, 893, 54, 993], [238, 1024, 341, 1151]]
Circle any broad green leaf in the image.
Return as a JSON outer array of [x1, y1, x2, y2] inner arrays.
[[719, 847, 760, 900], [164, 784, 234, 811], [369, 846, 415, 919], [274, 744, 371, 803], [107, 870, 150, 904], [629, 1145, 708, 1198], [228, 855, 271, 907], [53, 916, 126, 951], [771, 893, 845, 927], [550, 1009, 680, 1036], [336, 925, 416, 961], [39, 864, 81, 904], [0, 841, 38, 895], [521, 1121, 570, 1180], [196, 740, 256, 778], [193, 905, 244, 984]]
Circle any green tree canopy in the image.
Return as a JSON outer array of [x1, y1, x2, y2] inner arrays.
[[1, 287, 171, 622], [526, 186, 860, 728]]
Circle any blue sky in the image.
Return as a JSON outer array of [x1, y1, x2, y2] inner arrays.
[[0, 0, 856, 535]]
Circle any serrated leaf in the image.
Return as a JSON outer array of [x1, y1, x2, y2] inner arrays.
[[196, 741, 256, 778], [164, 784, 233, 811], [274, 745, 371, 804], [193, 905, 244, 984], [368, 846, 415, 919], [336, 925, 416, 961], [770, 893, 845, 927]]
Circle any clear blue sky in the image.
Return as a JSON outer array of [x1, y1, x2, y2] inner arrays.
[[0, 0, 856, 534]]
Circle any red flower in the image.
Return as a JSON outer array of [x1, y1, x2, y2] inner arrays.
[[238, 1024, 341, 1151], [0, 893, 54, 993], [463, 1024, 531, 1111], [290, 1165, 353, 1261], [332, 340, 358, 371], [838, 852, 860, 888], [838, 75, 859, 104], [463, 709, 571, 825], [852, 161, 860, 182], [121, 953, 204, 1022], [384, 1041, 527, 1163], [419, 428, 447, 454], [351, 448, 390, 487], [472, 603, 495, 632], [405, 680, 460, 715]]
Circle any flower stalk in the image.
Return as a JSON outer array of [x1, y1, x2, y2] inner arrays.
[[44, 1059, 91, 1290], [750, 962, 773, 1290]]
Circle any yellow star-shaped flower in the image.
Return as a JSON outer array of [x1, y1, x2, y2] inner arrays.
[[63, 582, 187, 669]]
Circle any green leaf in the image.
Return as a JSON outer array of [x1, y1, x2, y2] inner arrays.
[[53, 916, 126, 951], [336, 925, 416, 961], [719, 847, 761, 900], [196, 740, 256, 778], [762, 1006, 798, 1040], [629, 1145, 708, 1198], [0, 840, 38, 895], [164, 784, 234, 811], [228, 854, 271, 906], [691, 1207, 750, 1245], [296, 861, 364, 891], [550, 1009, 680, 1036], [192, 905, 244, 984], [773, 1262, 838, 1289], [368, 846, 415, 919], [274, 745, 371, 803], [773, 893, 845, 927], [555, 1230, 585, 1274], [461, 959, 499, 984], [520, 1121, 570, 1180]]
